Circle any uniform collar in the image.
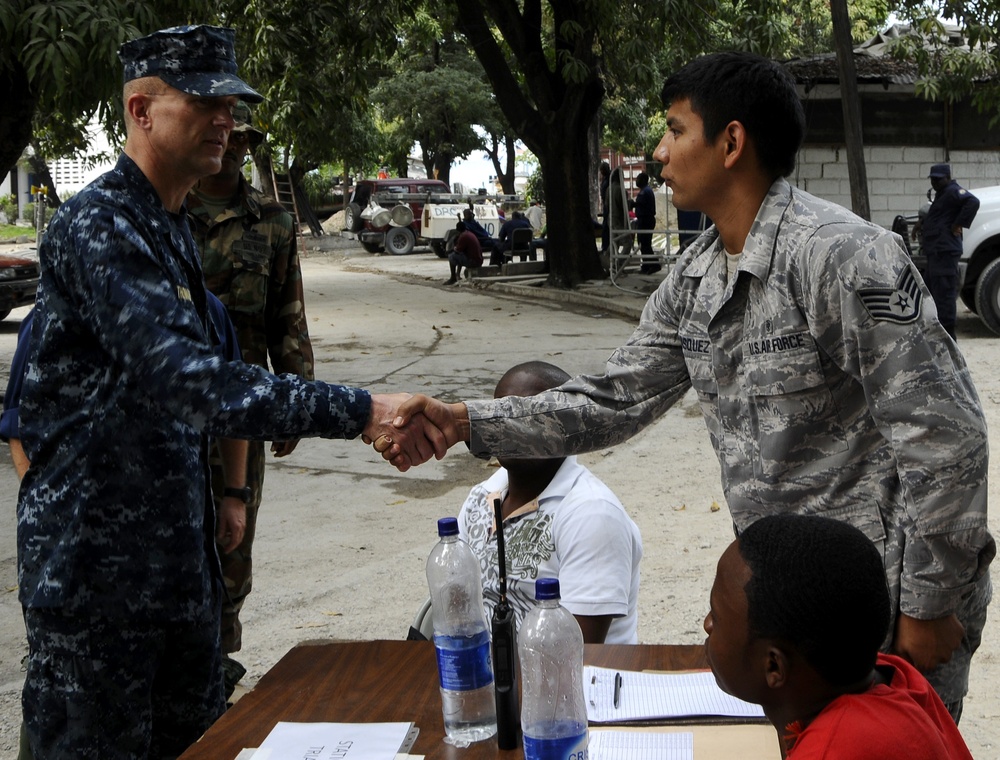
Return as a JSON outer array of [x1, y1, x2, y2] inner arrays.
[[116, 153, 170, 219], [186, 175, 264, 226], [677, 177, 793, 284]]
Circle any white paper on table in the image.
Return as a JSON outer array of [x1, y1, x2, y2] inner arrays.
[[584, 666, 765, 723], [252, 721, 413, 760], [589, 730, 694, 760]]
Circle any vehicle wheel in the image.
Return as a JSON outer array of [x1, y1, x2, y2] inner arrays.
[[345, 203, 364, 232], [361, 241, 383, 253], [0, 309, 10, 321], [973, 256, 1000, 335], [431, 229, 459, 259], [961, 287, 978, 315], [385, 226, 416, 255]]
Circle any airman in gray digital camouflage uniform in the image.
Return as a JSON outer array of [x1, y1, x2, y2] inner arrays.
[[17, 24, 429, 759], [388, 52, 994, 723]]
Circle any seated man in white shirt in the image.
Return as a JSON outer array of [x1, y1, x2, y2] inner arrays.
[[458, 361, 643, 643]]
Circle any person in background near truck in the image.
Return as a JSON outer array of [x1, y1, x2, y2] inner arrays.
[[457, 361, 642, 644], [446, 228, 483, 285], [599, 161, 612, 257], [526, 200, 544, 234], [384, 51, 993, 723], [706, 514, 974, 759], [186, 106, 314, 701], [911, 164, 979, 341], [457, 207, 499, 263], [495, 210, 534, 265], [632, 171, 660, 274]]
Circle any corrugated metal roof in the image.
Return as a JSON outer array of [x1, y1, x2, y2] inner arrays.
[[784, 22, 973, 87]]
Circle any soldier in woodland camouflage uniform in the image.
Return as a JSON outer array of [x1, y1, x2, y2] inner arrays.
[[187, 112, 313, 695], [387, 52, 994, 722], [17, 25, 431, 759]]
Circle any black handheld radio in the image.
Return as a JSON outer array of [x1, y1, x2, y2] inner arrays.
[[491, 496, 521, 749]]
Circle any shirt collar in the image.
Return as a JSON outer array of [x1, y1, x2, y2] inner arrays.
[[485, 456, 581, 535], [676, 177, 794, 283]]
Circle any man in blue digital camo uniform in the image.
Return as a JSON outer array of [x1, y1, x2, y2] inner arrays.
[[916, 163, 979, 341], [387, 52, 994, 724], [3, 297, 247, 760], [17, 25, 437, 759]]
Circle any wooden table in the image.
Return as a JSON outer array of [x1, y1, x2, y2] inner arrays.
[[179, 640, 779, 760]]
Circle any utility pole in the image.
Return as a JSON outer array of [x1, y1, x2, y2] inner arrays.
[[831, 0, 871, 221]]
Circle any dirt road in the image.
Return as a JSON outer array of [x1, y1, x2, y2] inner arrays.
[[0, 245, 996, 757]]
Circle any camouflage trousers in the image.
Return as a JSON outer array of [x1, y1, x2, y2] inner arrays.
[[21, 602, 225, 759], [923, 571, 991, 723], [211, 438, 266, 654]]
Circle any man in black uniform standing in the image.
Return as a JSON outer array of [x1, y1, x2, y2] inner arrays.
[[915, 163, 979, 340]]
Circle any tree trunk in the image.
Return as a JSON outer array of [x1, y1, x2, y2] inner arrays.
[[589, 113, 602, 221], [486, 133, 517, 195], [452, 1, 606, 287], [538, 126, 606, 287], [28, 139, 62, 207], [434, 153, 454, 186], [253, 153, 276, 198], [830, 0, 871, 221], [0, 62, 37, 187]]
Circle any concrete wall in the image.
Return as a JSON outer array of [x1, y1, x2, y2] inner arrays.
[[790, 145, 1000, 228]]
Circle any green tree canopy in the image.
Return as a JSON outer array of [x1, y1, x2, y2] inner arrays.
[[890, 2, 1000, 122], [0, 0, 201, 182], [372, 28, 492, 185]]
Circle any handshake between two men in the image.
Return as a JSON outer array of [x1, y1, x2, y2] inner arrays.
[[364, 394, 466, 471]]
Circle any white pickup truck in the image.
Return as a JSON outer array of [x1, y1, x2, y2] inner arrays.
[[347, 180, 520, 256], [898, 185, 1000, 335], [419, 196, 513, 257]]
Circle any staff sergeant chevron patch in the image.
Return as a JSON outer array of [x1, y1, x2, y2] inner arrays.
[[858, 267, 923, 324]]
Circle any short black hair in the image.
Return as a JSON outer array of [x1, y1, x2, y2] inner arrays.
[[497, 361, 570, 396], [661, 51, 805, 179], [738, 514, 890, 687], [636, 171, 649, 188]]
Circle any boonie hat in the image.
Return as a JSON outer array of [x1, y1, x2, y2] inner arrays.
[[928, 163, 951, 179], [118, 25, 263, 103]]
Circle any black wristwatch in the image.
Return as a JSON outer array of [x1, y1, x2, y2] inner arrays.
[[223, 486, 252, 503]]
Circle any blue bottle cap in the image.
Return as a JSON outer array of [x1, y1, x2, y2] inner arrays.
[[535, 578, 560, 600], [437, 517, 459, 536]]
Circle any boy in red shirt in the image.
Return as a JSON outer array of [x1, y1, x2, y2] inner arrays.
[[705, 514, 974, 759]]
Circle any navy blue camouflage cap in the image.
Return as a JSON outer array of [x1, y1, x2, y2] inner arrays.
[[118, 25, 263, 104]]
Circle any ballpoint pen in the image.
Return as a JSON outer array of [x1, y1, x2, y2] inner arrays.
[[613, 671, 623, 709]]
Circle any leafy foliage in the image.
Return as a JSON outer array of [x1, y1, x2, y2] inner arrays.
[[889, 3, 1000, 124], [372, 33, 492, 184], [220, 0, 422, 175], [524, 166, 544, 204], [0, 0, 201, 176]]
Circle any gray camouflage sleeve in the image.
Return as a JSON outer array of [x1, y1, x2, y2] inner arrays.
[[801, 224, 993, 619], [467, 276, 693, 458]]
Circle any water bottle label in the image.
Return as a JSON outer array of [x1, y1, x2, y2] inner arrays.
[[434, 632, 494, 691], [524, 731, 588, 760]]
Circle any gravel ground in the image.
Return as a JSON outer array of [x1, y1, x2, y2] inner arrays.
[[0, 238, 997, 757]]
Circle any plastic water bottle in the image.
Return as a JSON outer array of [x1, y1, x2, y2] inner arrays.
[[519, 578, 589, 760], [426, 517, 498, 745]]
